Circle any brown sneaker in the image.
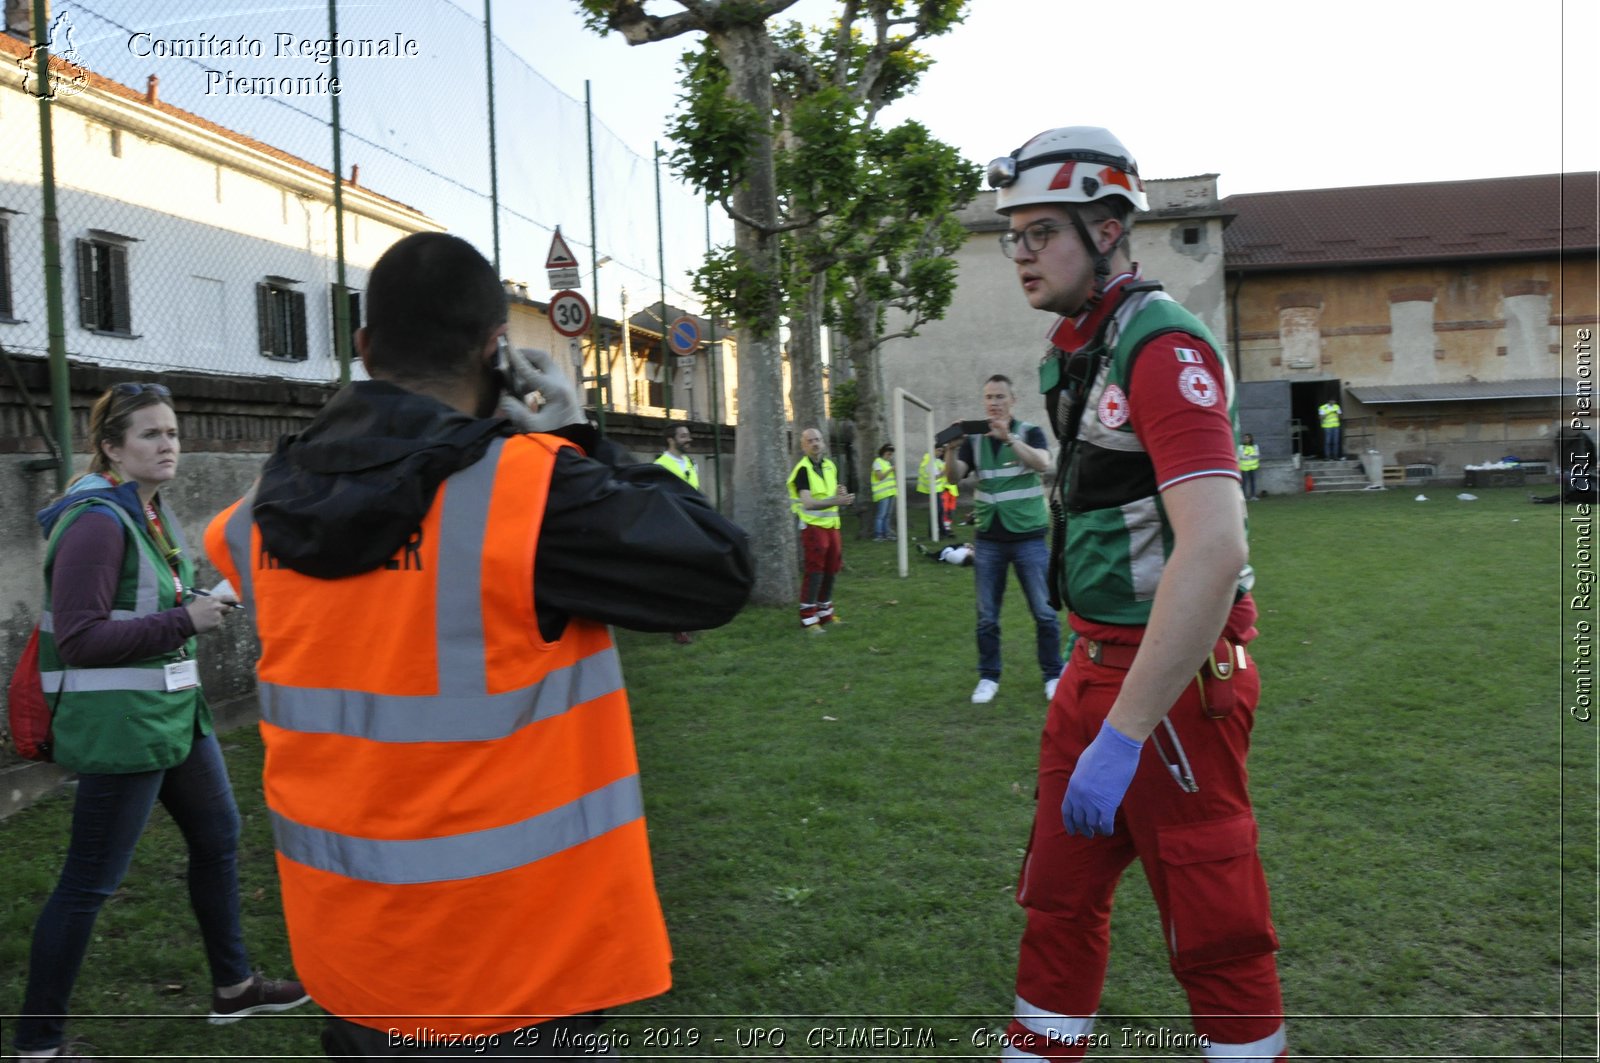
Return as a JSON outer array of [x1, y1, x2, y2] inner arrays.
[[208, 972, 310, 1024]]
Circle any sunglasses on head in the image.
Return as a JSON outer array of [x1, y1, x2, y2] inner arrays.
[[111, 382, 171, 399]]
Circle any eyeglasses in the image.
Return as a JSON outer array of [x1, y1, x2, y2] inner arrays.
[[111, 382, 171, 399], [998, 222, 1064, 259]]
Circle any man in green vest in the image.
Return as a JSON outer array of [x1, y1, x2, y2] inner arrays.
[[655, 423, 699, 490], [787, 427, 854, 631], [945, 375, 1061, 705], [1318, 399, 1342, 459]]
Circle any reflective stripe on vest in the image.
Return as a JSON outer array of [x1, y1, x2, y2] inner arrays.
[[207, 432, 670, 1030], [256, 644, 623, 742], [272, 774, 643, 885]]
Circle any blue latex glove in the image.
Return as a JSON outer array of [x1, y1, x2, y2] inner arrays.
[[1061, 720, 1144, 837]]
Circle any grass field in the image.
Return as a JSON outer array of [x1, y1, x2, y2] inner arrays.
[[1, 485, 1594, 1060]]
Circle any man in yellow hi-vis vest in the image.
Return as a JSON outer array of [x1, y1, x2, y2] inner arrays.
[[654, 423, 699, 491], [1318, 399, 1342, 460], [787, 427, 854, 630]]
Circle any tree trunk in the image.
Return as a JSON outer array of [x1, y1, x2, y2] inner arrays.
[[848, 295, 888, 532], [719, 28, 796, 607], [788, 271, 827, 443]]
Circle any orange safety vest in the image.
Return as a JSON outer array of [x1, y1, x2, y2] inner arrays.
[[204, 433, 670, 1036]]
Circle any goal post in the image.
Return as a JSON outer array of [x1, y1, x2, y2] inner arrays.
[[892, 387, 940, 577]]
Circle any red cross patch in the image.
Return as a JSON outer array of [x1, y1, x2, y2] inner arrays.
[[1178, 366, 1219, 407], [1097, 383, 1130, 428]]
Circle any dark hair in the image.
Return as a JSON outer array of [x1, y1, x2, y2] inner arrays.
[[665, 422, 690, 442], [363, 233, 506, 381], [878, 443, 894, 457], [985, 374, 1014, 390], [85, 383, 175, 477]]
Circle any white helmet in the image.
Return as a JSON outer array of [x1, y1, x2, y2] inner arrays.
[[988, 126, 1148, 214]]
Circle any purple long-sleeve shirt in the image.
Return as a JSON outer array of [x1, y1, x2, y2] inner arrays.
[[50, 509, 195, 668]]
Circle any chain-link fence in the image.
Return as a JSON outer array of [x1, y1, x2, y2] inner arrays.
[[0, 0, 726, 398]]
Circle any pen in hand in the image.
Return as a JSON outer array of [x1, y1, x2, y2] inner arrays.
[[188, 586, 243, 610]]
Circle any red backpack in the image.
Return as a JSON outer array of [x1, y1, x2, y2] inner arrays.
[[6, 624, 54, 761]]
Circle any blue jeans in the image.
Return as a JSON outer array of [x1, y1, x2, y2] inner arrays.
[[1323, 426, 1341, 459], [1242, 469, 1258, 498], [873, 496, 895, 539], [15, 731, 252, 1052], [974, 535, 1062, 684]]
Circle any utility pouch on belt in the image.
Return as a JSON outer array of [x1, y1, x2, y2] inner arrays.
[[1195, 638, 1243, 720]]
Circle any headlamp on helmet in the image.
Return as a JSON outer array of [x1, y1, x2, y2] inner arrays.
[[989, 126, 1149, 215]]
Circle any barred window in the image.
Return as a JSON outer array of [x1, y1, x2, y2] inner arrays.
[[257, 277, 307, 361], [76, 231, 135, 335]]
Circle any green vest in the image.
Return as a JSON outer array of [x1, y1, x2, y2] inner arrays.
[[655, 451, 699, 490], [788, 456, 840, 529], [973, 421, 1048, 535], [1238, 444, 1260, 472], [1319, 402, 1341, 428], [1056, 292, 1254, 626], [870, 457, 896, 501], [40, 483, 210, 774]]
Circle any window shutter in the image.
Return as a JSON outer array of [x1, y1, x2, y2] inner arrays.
[[256, 283, 274, 357], [0, 222, 11, 317], [76, 239, 97, 328], [289, 289, 307, 360], [107, 243, 131, 333]]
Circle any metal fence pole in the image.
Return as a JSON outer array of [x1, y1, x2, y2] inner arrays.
[[327, 0, 351, 386], [483, 0, 501, 278], [656, 142, 670, 415], [584, 80, 605, 432], [33, 0, 72, 489], [706, 200, 722, 512]]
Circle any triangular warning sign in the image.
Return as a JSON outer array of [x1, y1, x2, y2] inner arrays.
[[545, 228, 579, 270]]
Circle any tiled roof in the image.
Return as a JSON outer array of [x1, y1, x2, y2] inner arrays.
[[1222, 173, 1598, 270], [0, 31, 427, 219], [1347, 378, 1568, 404]]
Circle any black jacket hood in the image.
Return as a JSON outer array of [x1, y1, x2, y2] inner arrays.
[[253, 380, 511, 579]]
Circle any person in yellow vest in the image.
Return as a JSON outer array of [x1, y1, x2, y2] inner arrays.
[[943, 374, 1061, 705], [1238, 433, 1261, 501], [870, 442, 897, 541], [203, 233, 753, 1056], [654, 422, 699, 491], [1318, 399, 1342, 459], [917, 446, 953, 536], [787, 427, 854, 631]]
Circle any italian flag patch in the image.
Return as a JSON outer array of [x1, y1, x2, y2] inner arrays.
[[1175, 348, 1203, 363]]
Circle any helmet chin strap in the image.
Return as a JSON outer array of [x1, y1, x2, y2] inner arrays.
[[1065, 208, 1114, 315]]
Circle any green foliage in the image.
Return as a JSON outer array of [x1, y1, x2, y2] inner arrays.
[[828, 376, 858, 421], [667, 43, 763, 199]]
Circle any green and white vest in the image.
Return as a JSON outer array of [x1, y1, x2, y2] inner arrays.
[[1054, 291, 1254, 626], [972, 422, 1048, 536], [39, 483, 209, 773]]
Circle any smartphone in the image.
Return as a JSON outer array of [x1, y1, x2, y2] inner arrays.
[[492, 335, 510, 394], [935, 420, 992, 447]]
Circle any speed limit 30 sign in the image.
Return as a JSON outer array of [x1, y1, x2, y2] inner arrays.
[[548, 290, 592, 338]]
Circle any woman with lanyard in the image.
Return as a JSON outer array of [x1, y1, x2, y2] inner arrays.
[[13, 383, 306, 1060]]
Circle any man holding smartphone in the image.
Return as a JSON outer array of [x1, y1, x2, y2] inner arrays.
[[205, 232, 753, 1056], [943, 375, 1061, 705]]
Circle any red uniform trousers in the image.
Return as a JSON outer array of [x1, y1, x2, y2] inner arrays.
[[1007, 636, 1285, 1060]]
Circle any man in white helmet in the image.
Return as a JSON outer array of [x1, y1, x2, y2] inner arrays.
[[988, 127, 1286, 1060]]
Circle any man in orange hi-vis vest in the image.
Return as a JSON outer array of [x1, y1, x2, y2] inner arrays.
[[205, 232, 753, 1057]]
